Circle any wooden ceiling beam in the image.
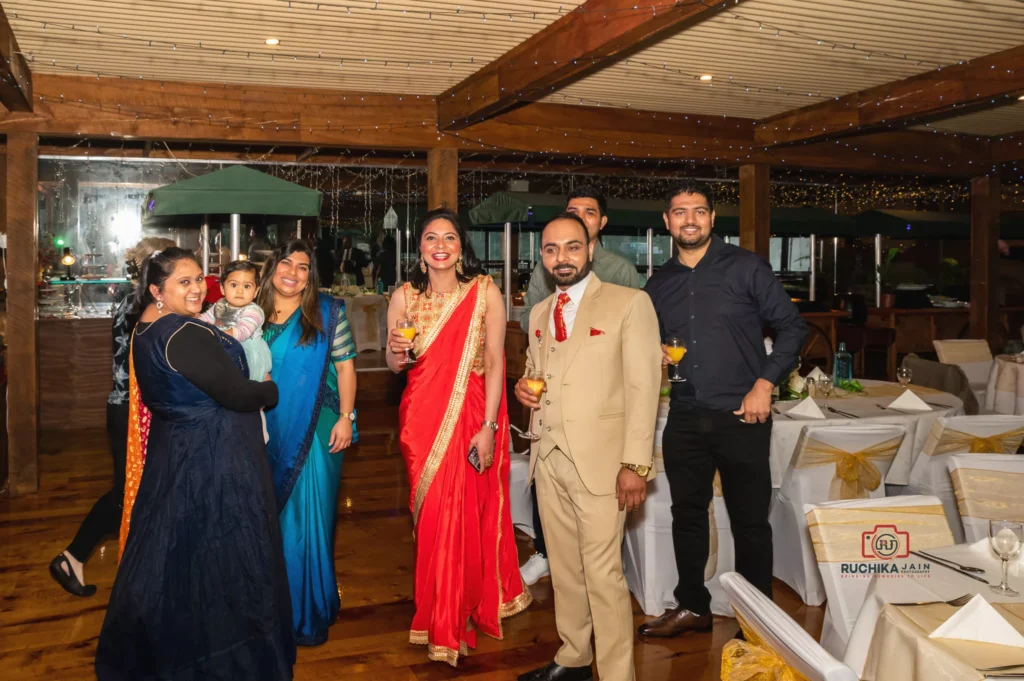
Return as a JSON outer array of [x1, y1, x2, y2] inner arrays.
[[0, 4, 32, 111], [437, 0, 733, 131], [1, 75, 993, 176], [991, 131, 1024, 164], [756, 44, 1024, 147]]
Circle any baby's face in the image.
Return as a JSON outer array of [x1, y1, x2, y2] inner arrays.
[[221, 270, 258, 307]]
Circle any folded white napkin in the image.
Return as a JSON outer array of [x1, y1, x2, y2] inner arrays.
[[787, 397, 825, 419], [806, 367, 827, 382], [968, 538, 1023, 577], [929, 594, 1024, 648], [886, 390, 932, 412]]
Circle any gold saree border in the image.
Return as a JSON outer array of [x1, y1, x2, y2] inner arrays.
[[409, 631, 469, 668], [412, 278, 488, 524]]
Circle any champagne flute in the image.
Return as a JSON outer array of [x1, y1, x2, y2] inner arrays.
[[666, 337, 687, 383], [990, 520, 1024, 597], [396, 319, 417, 365], [521, 370, 546, 441], [897, 365, 913, 388]]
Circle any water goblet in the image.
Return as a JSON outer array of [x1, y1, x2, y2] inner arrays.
[[818, 375, 833, 409], [897, 365, 913, 388], [990, 520, 1024, 597]]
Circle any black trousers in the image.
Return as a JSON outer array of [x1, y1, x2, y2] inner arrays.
[[67, 402, 129, 562], [530, 482, 548, 557], [662, 403, 774, 614]]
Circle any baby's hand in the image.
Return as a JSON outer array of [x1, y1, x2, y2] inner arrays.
[[223, 327, 237, 338]]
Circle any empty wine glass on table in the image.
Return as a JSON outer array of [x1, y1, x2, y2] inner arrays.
[[818, 375, 833, 408], [396, 319, 417, 365], [990, 520, 1024, 597], [666, 337, 687, 383], [521, 370, 546, 441], [897, 365, 913, 388]]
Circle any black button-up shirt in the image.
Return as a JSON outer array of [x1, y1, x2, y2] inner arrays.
[[644, 235, 806, 412]]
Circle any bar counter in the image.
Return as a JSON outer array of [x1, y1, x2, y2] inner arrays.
[[39, 318, 113, 431]]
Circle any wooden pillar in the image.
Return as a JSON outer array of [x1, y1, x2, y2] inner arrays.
[[6, 132, 39, 495], [427, 148, 458, 211], [969, 175, 1000, 344], [739, 164, 770, 259]]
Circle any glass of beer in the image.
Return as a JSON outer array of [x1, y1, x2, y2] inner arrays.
[[521, 370, 546, 441], [666, 337, 687, 383], [396, 318, 417, 365]]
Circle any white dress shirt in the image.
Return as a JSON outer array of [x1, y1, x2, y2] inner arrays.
[[548, 272, 592, 339]]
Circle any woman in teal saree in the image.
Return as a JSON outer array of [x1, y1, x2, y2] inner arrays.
[[259, 240, 359, 646]]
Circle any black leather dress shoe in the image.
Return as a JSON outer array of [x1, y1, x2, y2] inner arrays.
[[517, 661, 593, 681], [49, 554, 97, 597]]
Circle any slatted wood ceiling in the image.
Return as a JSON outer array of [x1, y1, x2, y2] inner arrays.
[[6, 0, 1023, 136]]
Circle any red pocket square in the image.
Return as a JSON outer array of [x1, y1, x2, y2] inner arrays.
[[590, 328, 605, 336], [535, 329, 542, 340]]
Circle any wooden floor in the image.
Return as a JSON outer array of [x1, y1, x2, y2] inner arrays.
[[0, 402, 823, 681]]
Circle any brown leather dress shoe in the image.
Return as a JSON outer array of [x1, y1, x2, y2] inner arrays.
[[637, 607, 712, 637]]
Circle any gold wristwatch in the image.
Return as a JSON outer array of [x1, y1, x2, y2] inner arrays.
[[622, 463, 651, 477]]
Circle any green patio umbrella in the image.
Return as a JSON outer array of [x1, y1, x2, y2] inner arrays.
[[144, 165, 322, 218]]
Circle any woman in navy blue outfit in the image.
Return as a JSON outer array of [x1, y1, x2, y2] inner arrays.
[[95, 248, 295, 681]]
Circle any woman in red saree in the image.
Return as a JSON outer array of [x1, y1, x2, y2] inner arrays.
[[388, 209, 531, 666]]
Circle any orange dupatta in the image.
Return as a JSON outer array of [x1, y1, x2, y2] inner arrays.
[[117, 339, 152, 560]]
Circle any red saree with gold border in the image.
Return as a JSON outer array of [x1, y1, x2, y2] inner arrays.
[[399, 276, 531, 666]]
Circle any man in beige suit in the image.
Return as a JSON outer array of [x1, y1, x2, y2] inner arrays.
[[515, 212, 662, 681]]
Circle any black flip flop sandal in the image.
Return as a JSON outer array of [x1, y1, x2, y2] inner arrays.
[[49, 554, 97, 597]]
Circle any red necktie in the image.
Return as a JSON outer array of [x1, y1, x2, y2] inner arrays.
[[554, 293, 570, 343]]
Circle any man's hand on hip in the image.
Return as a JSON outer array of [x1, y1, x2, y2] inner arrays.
[[616, 467, 647, 512], [733, 378, 774, 424]]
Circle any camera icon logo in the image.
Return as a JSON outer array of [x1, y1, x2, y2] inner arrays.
[[861, 524, 910, 560]]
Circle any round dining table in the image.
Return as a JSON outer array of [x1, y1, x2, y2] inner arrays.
[[763, 380, 962, 486]]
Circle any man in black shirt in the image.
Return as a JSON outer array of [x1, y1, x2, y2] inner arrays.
[[638, 181, 805, 638]]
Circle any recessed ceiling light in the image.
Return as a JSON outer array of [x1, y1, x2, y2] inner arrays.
[[1018, 93, 1024, 101], [265, 38, 280, 46], [699, 74, 713, 82]]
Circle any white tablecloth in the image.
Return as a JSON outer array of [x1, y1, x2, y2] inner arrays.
[[986, 355, 1024, 415], [844, 542, 1024, 680], [771, 381, 964, 486], [340, 295, 388, 352]]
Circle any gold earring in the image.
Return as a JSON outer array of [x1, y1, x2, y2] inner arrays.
[[456, 257, 464, 275], [419, 258, 427, 274]]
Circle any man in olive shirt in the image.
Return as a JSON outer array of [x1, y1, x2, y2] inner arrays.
[[518, 186, 642, 587]]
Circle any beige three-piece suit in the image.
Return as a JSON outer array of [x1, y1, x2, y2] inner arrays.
[[525, 274, 662, 681]]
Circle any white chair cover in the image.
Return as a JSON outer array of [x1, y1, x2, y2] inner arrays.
[[622, 397, 735, 617], [343, 295, 388, 352], [948, 453, 1024, 542], [933, 339, 993, 405], [906, 415, 1024, 542], [804, 495, 953, 658], [508, 451, 535, 538], [771, 424, 905, 606], [720, 572, 859, 681]]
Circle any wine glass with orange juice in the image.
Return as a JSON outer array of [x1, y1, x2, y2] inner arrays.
[[396, 319, 417, 365], [666, 337, 687, 383], [521, 370, 546, 441]]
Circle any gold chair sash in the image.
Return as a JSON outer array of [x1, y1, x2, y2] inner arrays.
[[950, 467, 1024, 522], [806, 504, 952, 563], [721, 613, 809, 681], [794, 435, 902, 501], [930, 427, 1024, 455]]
